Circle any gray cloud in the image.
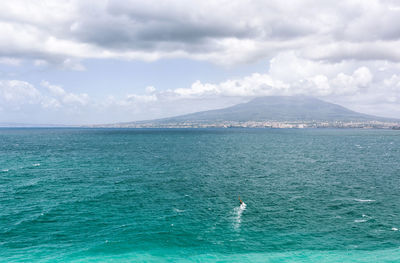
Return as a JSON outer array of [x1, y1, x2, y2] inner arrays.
[[2, 0, 400, 65]]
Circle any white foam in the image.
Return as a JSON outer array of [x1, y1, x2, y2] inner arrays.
[[355, 199, 375, 202], [1, 169, 9, 172], [22, 179, 39, 187], [392, 227, 398, 231], [354, 219, 367, 223], [33, 163, 40, 167], [173, 208, 185, 213], [233, 202, 246, 229]]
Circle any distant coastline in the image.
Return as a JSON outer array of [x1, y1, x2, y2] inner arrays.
[[2, 121, 400, 130], [4, 96, 400, 130], [90, 120, 400, 129]]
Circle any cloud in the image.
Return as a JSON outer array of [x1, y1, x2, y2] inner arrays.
[[42, 81, 66, 96], [137, 53, 398, 118], [159, 52, 375, 100], [1, 0, 400, 66], [0, 80, 41, 107], [41, 81, 89, 105], [145, 86, 156, 93], [1, 50, 400, 123], [0, 57, 21, 66], [0, 79, 94, 123], [61, 58, 86, 71], [0, 80, 91, 113]]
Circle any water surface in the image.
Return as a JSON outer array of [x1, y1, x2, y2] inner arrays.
[[1, 128, 400, 262]]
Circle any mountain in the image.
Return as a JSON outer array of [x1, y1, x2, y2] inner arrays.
[[147, 96, 395, 124]]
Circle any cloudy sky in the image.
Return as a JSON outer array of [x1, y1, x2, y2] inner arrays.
[[1, 0, 400, 124]]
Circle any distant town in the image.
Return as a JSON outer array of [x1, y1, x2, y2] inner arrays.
[[99, 120, 400, 129]]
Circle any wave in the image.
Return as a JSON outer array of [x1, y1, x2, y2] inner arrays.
[[2, 163, 41, 171], [354, 199, 375, 203], [173, 208, 185, 213], [17, 178, 40, 189], [6, 210, 51, 233]]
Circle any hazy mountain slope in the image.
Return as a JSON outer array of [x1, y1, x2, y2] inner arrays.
[[151, 96, 392, 123]]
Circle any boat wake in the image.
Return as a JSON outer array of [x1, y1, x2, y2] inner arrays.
[[233, 202, 246, 230]]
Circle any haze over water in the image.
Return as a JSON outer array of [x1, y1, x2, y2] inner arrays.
[[1, 128, 400, 262]]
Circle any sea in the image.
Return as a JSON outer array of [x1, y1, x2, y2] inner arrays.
[[1, 128, 400, 262]]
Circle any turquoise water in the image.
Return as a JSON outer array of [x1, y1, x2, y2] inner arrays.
[[1, 128, 400, 262]]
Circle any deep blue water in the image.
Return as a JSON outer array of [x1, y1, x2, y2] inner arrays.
[[1, 128, 400, 262]]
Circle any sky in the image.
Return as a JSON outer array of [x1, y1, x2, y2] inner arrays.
[[1, 0, 400, 125]]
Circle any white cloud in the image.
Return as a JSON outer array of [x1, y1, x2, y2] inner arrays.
[[125, 94, 157, 103], [40, 81, 89, 105], [145, 86, 156, 93], [61, 58, 86, 71], [42, 80, 66, 96], [0, 80, 91, 113], [166, 57, 375, 100], [0, 57, 21, 66], [0, 80, 40, 106], [0, 79, 95, 123]]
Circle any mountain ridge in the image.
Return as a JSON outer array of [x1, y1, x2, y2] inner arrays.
[[127, 96, 398, 125]]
